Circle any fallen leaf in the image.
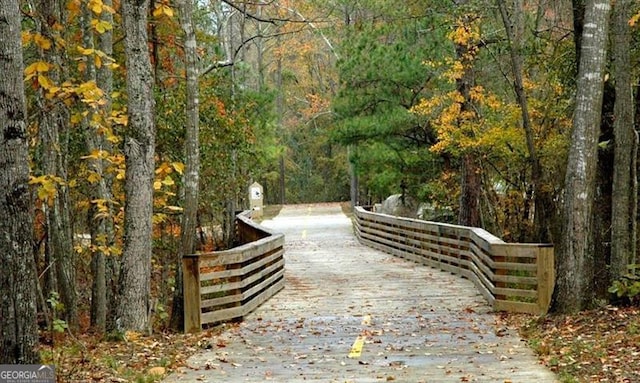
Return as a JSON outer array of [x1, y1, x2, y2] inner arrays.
[[148, 367, 165, 376]]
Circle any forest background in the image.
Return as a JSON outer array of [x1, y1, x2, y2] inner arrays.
[[1, 0, 640, 381]]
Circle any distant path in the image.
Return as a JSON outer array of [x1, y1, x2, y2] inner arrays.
[[165, 203, 556, 382]]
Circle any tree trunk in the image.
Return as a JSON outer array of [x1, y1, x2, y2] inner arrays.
[[117, 0, 156, 333], [459, 153, 481, 227], [82, 0, 116, 333], [0, 0, 40, 363], [171, 0, 200, 332], [454, 11, 481, 228], [552, 0, 610, 313], [610, 0, 635, 281], [95, 0, 120, 333], [496, 0, 544, 242], [38, 0, 78, 329]]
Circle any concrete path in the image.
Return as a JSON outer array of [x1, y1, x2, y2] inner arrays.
[[164, 203, 557, 382]]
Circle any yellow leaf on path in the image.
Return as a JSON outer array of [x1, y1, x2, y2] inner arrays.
[[148, 367, 166, 376]]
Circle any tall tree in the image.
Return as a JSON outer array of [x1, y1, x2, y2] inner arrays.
[[0, 0, 40, 363], [83, 0, 117, 333], [610, 0, 636, 280], [37, 0, 78, 329], [116, 0, 156, 333], [553, 0, 610, 313], [170, 0, 200, 331], [496, 0, 545, 241], [452, 9, 481, 227]]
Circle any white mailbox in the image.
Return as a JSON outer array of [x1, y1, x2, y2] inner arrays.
[[249, 182, 264, 218]]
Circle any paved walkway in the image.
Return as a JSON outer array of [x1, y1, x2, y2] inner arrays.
[[164, 203, 557, 382]]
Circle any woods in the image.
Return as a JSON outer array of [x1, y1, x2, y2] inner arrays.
[[1, 0, 640, 375]]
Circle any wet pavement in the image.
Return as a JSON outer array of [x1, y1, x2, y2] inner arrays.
[[164, 203, 557, 382]]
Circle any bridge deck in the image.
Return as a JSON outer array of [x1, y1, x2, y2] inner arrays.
[[165, 203, 556, 382]]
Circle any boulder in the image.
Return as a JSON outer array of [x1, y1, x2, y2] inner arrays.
[[379, 194, 418, 218]]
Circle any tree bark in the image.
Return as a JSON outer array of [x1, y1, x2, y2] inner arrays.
[[95, 0, 120, 333], [117, 0, 156, 333], [496, 0, 545, 241], [38, 0, 78, 329], [171, 0, 201, 332], [610, 0, 635, 280], [454, 11, 481, 228], [552, 0, 610, 313], [0, 0, 40, 363], [82, 0, 116, 333]]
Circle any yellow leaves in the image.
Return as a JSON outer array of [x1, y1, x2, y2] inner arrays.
[[630, 11, 640, 26], [443, 60, 465, 82], [109, 110, 128, 127], [171, 162, 185, 174], [92, 19, 113, 34], [447, 17, 481, 48], [152, 4, 174, 18], [25, 61, 50, 77], [67, 0, 81, 19], [29, 174, 65, 205], [22, 31, 32, 45], [155, 161, 184, 176], [34, 33, 52, 50], [87, 171, 102, 184]]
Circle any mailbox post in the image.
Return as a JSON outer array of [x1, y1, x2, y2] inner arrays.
[[249, 182, 264, 219]]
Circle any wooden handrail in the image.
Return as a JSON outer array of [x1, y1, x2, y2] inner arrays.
[[354, 206, 554, 315], [183, 211, 285, 332]]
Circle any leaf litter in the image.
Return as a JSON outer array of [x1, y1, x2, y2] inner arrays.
[[503, 306, 640, 382]]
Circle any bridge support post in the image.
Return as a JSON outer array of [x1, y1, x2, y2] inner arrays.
[[536, 246, 555, 314], [183, 254, 201, 333]]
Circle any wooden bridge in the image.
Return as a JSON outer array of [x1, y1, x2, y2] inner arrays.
[[165, 203, 557, 382]]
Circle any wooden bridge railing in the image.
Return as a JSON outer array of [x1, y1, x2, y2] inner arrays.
[[354, 207, 554, 315], [183, 212, 285, 332]]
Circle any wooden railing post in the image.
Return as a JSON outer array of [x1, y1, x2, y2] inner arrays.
[[536, 245, 555, 314], [183, 254, 201, 333]]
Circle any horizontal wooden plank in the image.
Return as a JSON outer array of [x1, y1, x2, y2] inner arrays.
[[493, 274, 538, 285], [201, 304, 243, 325], [494, 286, 538, 299], [468, 241, 496, 269], [198, 234, 284, 266], [240, 276, 285, 316], [493, 261, 537, 272], [494, 300, 541, 315], [491, 243, 548, 259], [200, 248, 284, 281], [200, 259, 285, 295], [200, 291, 242, 309]]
